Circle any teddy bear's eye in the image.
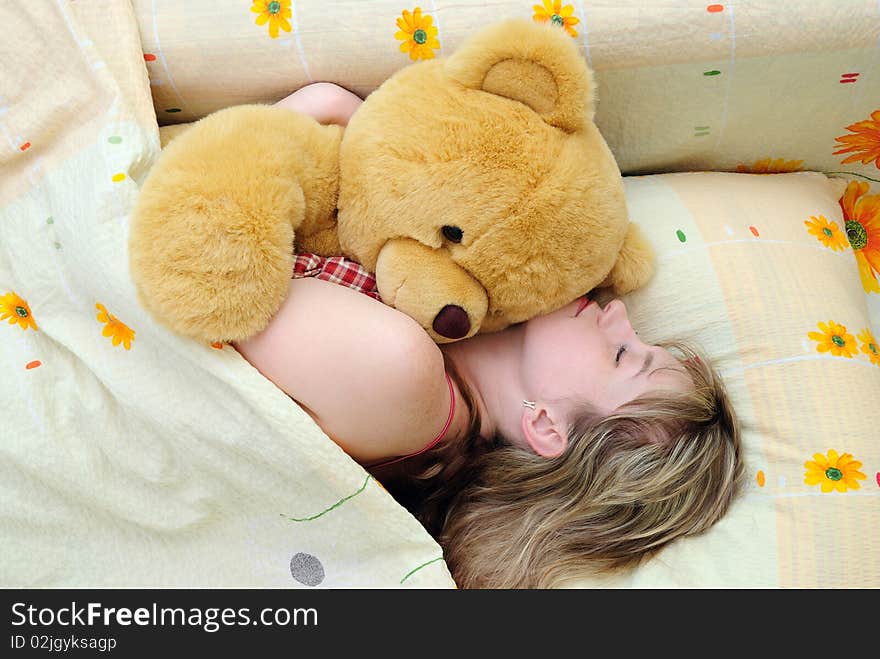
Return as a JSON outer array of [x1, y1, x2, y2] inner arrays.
[[441, 225, 464, 243]]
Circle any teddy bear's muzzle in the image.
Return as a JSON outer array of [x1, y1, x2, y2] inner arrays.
[[375, 238, 488, 343]]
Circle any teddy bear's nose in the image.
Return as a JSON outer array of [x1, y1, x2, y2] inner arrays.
[[433, 305, 471, 340]]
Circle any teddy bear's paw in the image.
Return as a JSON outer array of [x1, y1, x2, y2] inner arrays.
[[129, 166, 305, 343], [129, 203, 298, 343]]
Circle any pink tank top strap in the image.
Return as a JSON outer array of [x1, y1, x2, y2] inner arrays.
[[367, 372, 456, 469]]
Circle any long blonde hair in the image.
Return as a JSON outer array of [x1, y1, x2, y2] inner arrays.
[[380, 341, 746, 589]]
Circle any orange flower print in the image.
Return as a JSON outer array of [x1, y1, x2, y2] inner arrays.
[[251, 0, 292, 39], [804, 215, 848, 252], [394, 7, 440, 61], [834, 109, 880, 169], [858, 328, 880, 366], [804, 449, 866, 493], [838, 180, 880, 293], [807, 320, 857, 358], [533, 0, 580, 38], [735, 157, 804, 174], [96, 303, 135, 350], [0, 291, 38, 331]]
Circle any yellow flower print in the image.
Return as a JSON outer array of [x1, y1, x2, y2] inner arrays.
[[834, 109, 880, 169], [735, 157, 804, 174], [804, 449, 867, 493], [251, 0, 292, 39], [858, 328, 880, 366], [394, 7, 440, 61], [533, 1, 580, 38], [96, 303, 135, 350], [804, 215, 848, 252], [838, 180, 880, 293], [807, 320, 857, 358], [0, 291, 38, 331]]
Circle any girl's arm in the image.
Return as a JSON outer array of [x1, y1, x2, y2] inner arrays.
[[274, 82, 363, 126], [160, 82, 361, 149], [232, 277, 450, 465]]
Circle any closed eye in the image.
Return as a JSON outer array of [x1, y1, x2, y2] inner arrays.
[[615, 345, 627, 364], [633, 350, 655, 378]]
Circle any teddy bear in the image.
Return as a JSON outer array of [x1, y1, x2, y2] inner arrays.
[[128, 18, 654, 345]]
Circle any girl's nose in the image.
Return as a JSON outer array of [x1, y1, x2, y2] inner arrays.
[[600, 299, 629, 327], [602, 299, 642, 340]]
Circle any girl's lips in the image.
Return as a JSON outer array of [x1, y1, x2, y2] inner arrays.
[[575, 295, 594, 317]]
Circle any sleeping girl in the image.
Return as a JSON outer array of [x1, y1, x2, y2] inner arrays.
[[233, 82, 746, 588]]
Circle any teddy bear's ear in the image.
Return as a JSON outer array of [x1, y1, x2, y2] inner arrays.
[[444, 18, 595, 132]]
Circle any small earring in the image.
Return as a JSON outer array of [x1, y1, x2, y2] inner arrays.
[[522, 400, 536, 410]]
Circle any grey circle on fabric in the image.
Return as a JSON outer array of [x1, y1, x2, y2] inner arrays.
[[289, 552, 325, 587]]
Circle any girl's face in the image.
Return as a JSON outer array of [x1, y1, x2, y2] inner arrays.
[[519, 296, 690, 416]]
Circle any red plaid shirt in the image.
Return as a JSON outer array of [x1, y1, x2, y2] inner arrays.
[[292, 252, 381, 300]]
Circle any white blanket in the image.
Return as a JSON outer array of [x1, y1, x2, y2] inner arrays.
[[0, 0, 454, 588]]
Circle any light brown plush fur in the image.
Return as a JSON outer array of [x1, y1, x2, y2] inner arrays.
[[129, 18, 654, 344]]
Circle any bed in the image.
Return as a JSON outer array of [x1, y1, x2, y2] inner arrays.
[[1, 0, 877, 588]]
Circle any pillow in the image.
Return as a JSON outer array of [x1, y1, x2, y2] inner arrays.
[[135, 1, 880, 179], [563, 171, 880, 588]]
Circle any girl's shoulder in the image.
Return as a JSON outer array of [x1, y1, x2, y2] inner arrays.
[[233, 276, 450, 464]]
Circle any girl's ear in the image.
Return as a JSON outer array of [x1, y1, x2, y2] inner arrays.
[[521, 406, 568, 458]]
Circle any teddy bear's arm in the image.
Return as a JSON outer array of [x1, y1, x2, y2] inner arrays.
[[129, 104, 344, 343]]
